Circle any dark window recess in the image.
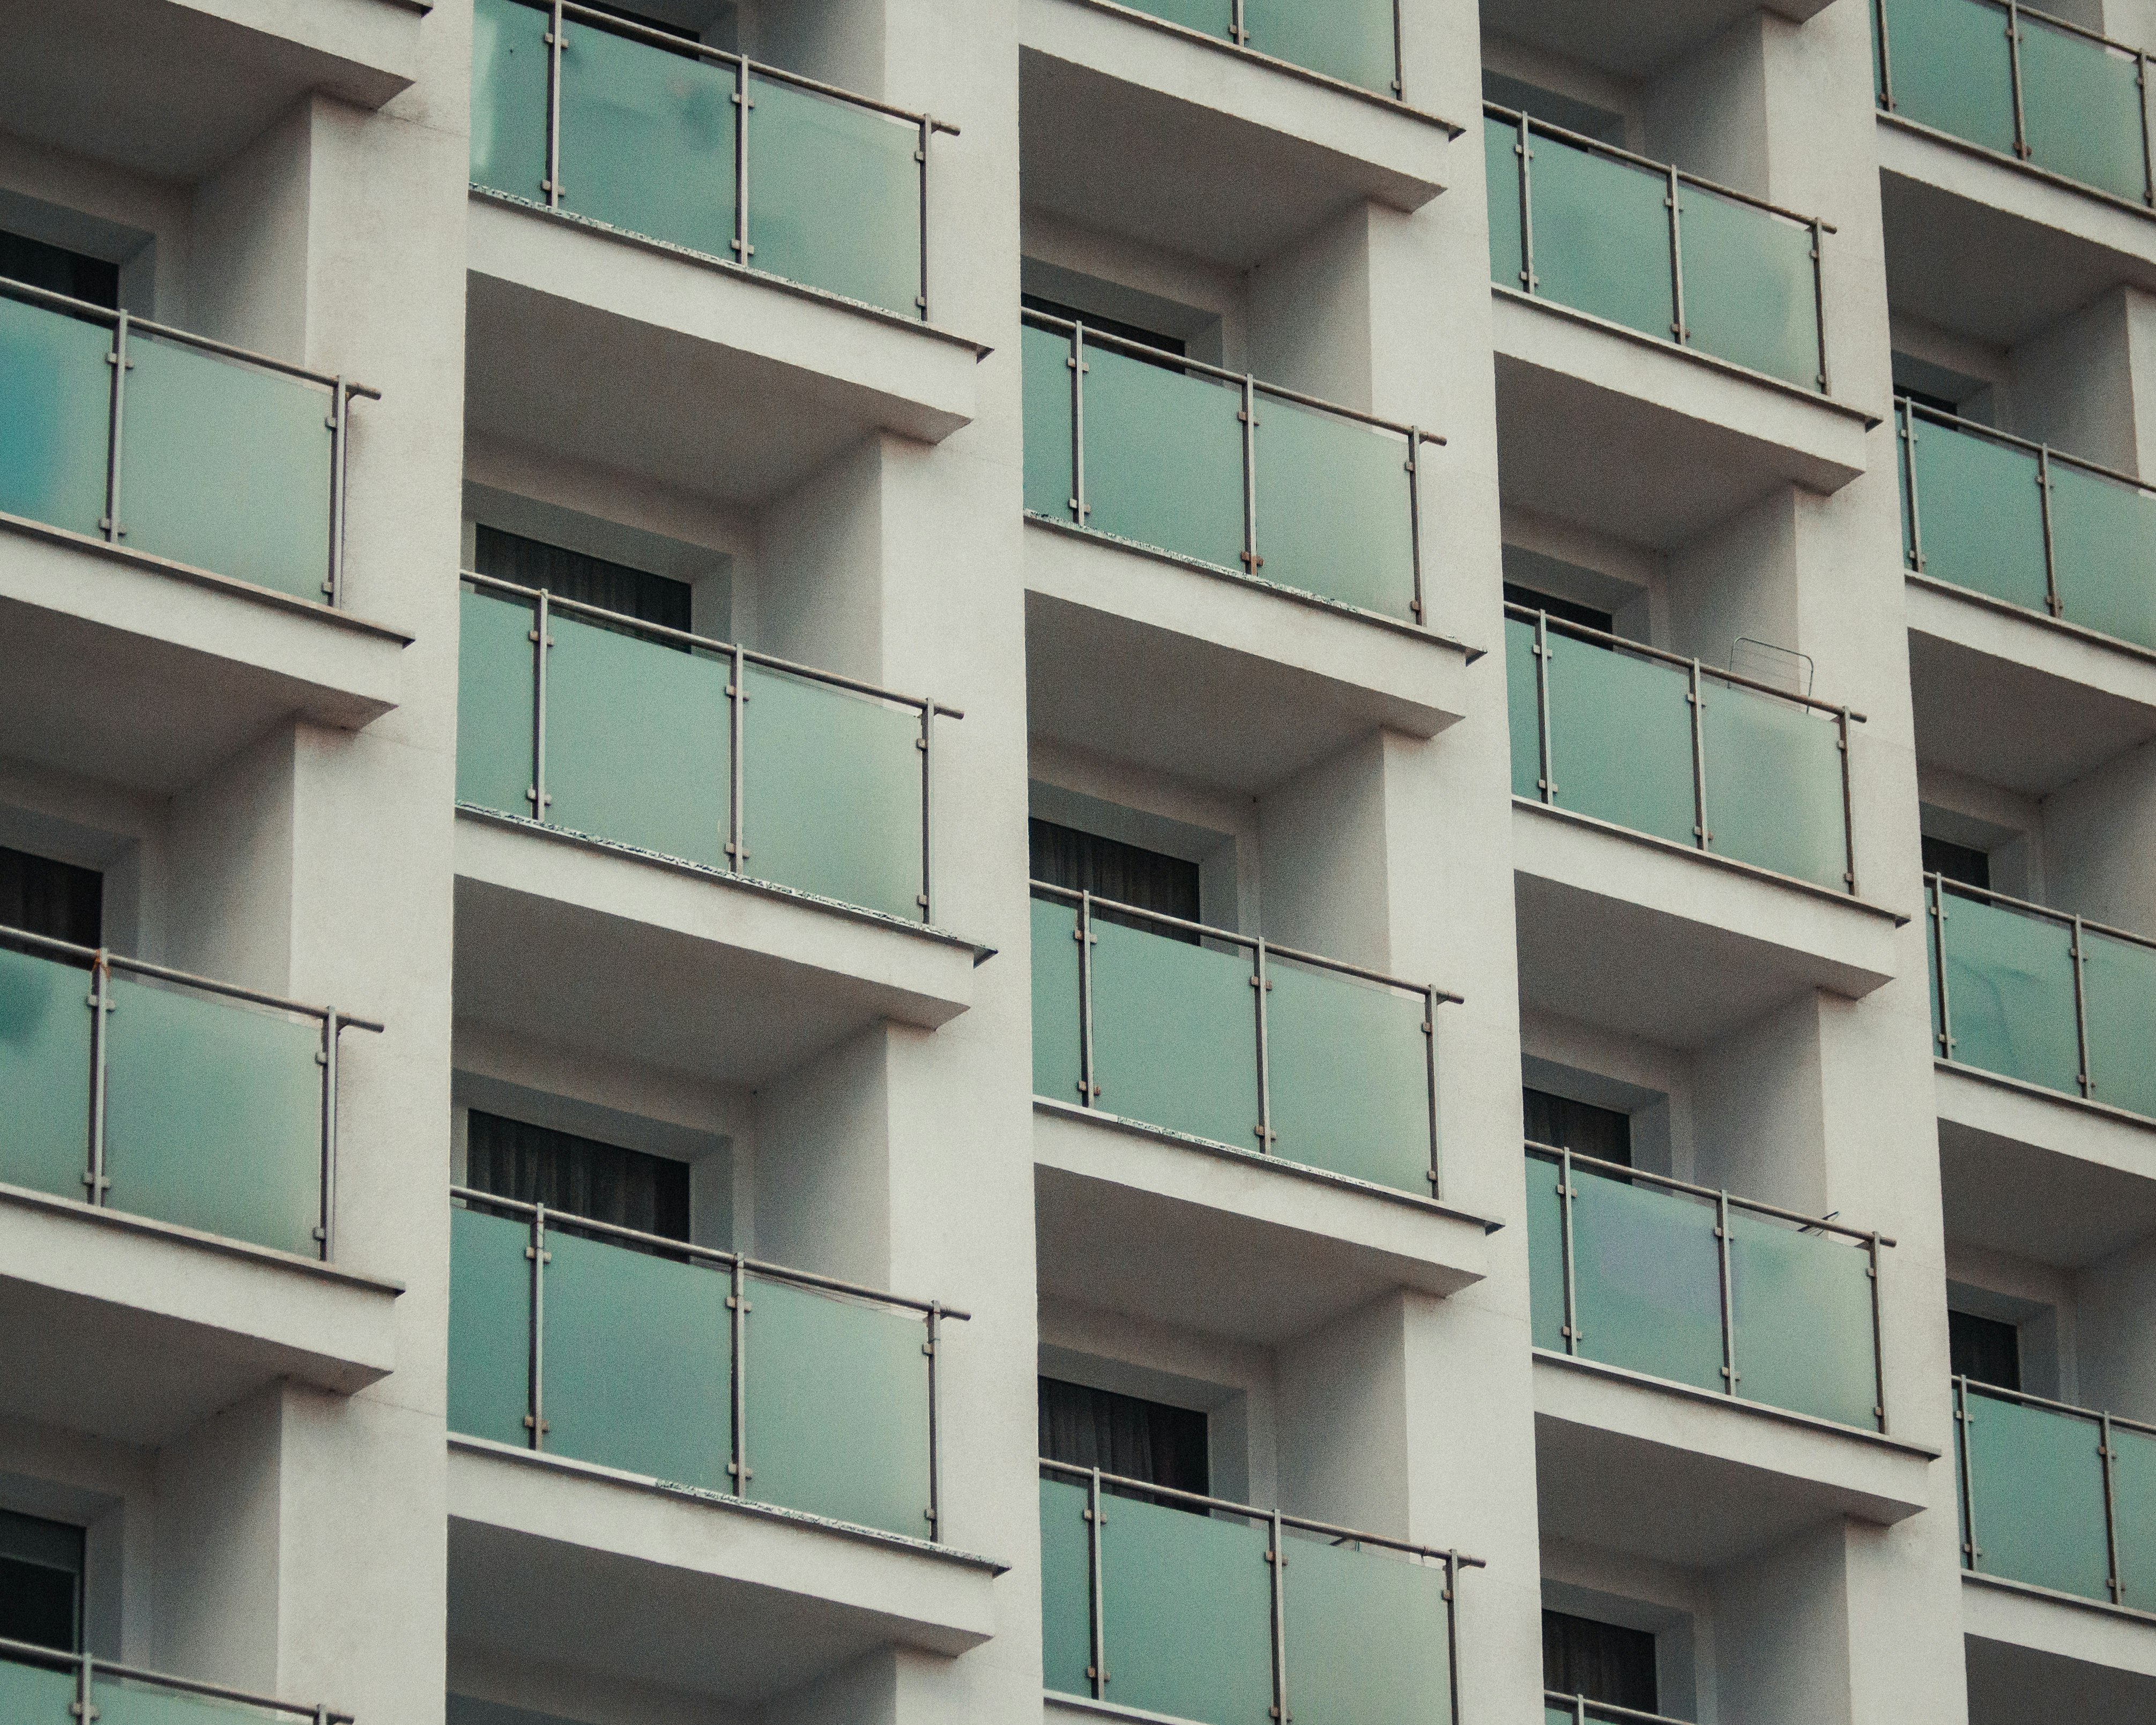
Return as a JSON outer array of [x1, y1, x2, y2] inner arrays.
[[1030, 819, 1202, 939], [1922, 835, 1991, 893], [1543, 1610, 1657, 1713], [1900, 385, 1963, 418], [1523, 1088, 1632, 1168], [0, 844, 102, 947], [1482, 73, 1627, 148], [1022, 292, 1186, 360], [1950, 1309, 2022, 1393], [473, 525, 693, 634], [1039, 1377, 1209, 1501], [578, 1, 703, 42], [0, 1510, 84, 1654], [0, 229, 120, 311], [465, 1110, 692, 1241], [1505, 583, 1615, 637]]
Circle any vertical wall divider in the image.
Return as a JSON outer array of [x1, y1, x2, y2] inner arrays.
[[525, 1204, 550, 1448], [924, 1303, 943, 1541], [1069, 322, 1088, 525], [317, 1009, 341, 1261], [2037, 444, 2062, 616], [102, 310, 129, 545], [1867, 1232, 1888, 1431], [1251, 937, 1274, 1154], [727, 643, 747, 873], [1666, 166, 1689, 345], [1532, 611, 1555, 802], [2101, 1410, 2123, 1603], [1558, 1148, 1580, 1354], [1077, 891, 1097, 1107], [732, 60, 753, 263], [1838, 707, 1859, 895], [1239, 376, 1261, 575], [1406, 427, 1426, 622], [1714, 1190, 1738, 1397], [543, 0, 566, 206], [1086, 1467, 1107, 1698], [1930, 877, 1958, 1058], [1515, 114, 1536, 291], [2007, 0, 2031, 161], [728, 1257, 750, 1492], [1266, 1510, 1288, 1725], [85, 953, 110, 1207], [1687, 659, 1709, 852], [527, 589, 552, 821], [917, 701, 936, 921], [2070, 913, 2093, 1098]]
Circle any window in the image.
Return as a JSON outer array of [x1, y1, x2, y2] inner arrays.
[[1029, 819, 1202, 927], [473, 525, 693, 633], [1543, 1610, 1657, 1713], [1922, 835, 1991, 893], [1482, 72, 1627, 147], [1505, 583, 1615, 637], [1523, 1088, 1632, 1168], [1039, 1377, 1209, 1497], [0, 1510, 84, 1654], [464, 1111, 692, 1241], [1021, 293, 1185, 359], [0, 229, 118, 311], [1950, 1309, 2021, 1392], [0, 844, 102, 947]]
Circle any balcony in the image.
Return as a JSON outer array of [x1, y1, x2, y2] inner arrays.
[[1039, 1463, 1476, 1725], [0, 1640, 351, 1725], [1083, 0, 1405, 96]]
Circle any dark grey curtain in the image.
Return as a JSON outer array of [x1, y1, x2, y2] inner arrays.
[[1523, 1088, 1633, 1168], [1029, 820, 1202, 939], [0, 228, 117, 309], [1921, 835, 1990, 890], [1021, 293, 1186, 359], [1504, 582, 1613, 636], [473, 525, 693, 633], [465, 1110, 691, 1241], [0, 1508, 82, 1654], [0, 845, 101, 947], [1542, 1611, 1657, 1712], [1950, 1310, 2021, 1391], [1038, 1377, 1209, 1498]]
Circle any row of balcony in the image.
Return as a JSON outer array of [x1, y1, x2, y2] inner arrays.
[[0, 1640, 346, 1725]]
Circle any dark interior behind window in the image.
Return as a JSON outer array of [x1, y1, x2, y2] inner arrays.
[[1022, 292, 1186, 359], [1039, 1376, 1210, 1499], [0, 228, 119, 310], [465, 1110, 692, 1241], [0, 1509, 84, 1653], [1523, 1088, 1633, 1168], [0, 844, 103, 948], [1505, 582, 1615, 637], [1950, 1309, 2021, 1392], [1543, 1609, 1657, 1712], [1922, 835, 1991, 893], [1029, 819, 1202, 931], [473, 525, 694, 634]]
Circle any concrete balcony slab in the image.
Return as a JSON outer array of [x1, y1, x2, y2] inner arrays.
[[447, 1441, 1001, 1709], [1481, 0, 1833, 81], [1533, 1351, 1937, 1571], [0, 518, 408, 794], [1965, 1578, 2156, 1718], [0, 1183, 400, 1448], [1022, 518, 1473, 796], [1491, 289, 1875, 549]]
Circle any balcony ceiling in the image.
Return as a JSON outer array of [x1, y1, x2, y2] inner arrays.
[[1481, 0, 1834, 83]]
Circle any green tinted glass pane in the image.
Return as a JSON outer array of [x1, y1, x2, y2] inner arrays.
[[1727, 1212, 1876, 1426], [1879, 0, 2017, 153], [541, 1227, 731, 1489], [741, 664, 922, 919], [449, 1204, 533, 1445], [559, 20, 735, 258], [1505, 618, 1543, 799], [1282, 1534, 1450, 1725], [1525, 1153, 1568, 1352], [1545, 635, 1694, 845], [1089, 917, 1257, 1148], [1570, 1165, 1723, 1392], [1254, 397, 1415, 619], [749, 75, 920, 316], [2020, 16, 2147, 203], [120, 333, 333, 600], [1266, 957, 1428, 1193], [745, 1276, 931, 1537], [1938, 891, 2080, 1095], [1082, 344, 1245, 570], [2112, 1423, 2156, 1610], [1702, 683, 1846, 889], [1100, 1497, 1272, 1725], [1126, 0, 1231, 39], [1024, 322, 1076, 521], [0, 293, 110, 536], [103, 977, 320, 1255], [1678, 186, 1819, 386], [457, 585, 537, 814], [1545, 1709, 1574, 1725], [1486, 117, 1526, 290], [1527, 131, 1673, 340], [1245, 0, 1395, 92], [0, 1656, 73, 1724], [0, 944, 91, 1201], [1965, 1389, 2110, 1600], [99, 1677, 280, 1725], [1040, 1477, 1095, 1697], [1031, 896, 1083, 1106], [471, 0, 551, 198], [2080, 929, 2156, 1120], [2048, 462, 2156, 650], [544, 612, 730, 868], [1907, 414, 2048, 612]]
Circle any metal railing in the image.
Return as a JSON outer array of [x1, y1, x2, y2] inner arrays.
[[1872, 0, 2156, 207], [1505, 605, 1864, 895], [450, 1188, 969, 1541], [1954, 1375, 2156, 1610], [1528, 1143, 1894, 1432], [0, 1635, 352, 1723], [1484, 102, 1833, 392], [1030, 881, 1458, 1197], [0, 923, 380, 1261], [458, 571, 958, 924], [470, 0, 956, 319], [1040, 1459, 1480, 1725], [0, 274, 375, 605], [1021, 307, 1441, 627], [1544, 1696, 1691, 1725], [1101, 0, 1408, 100]]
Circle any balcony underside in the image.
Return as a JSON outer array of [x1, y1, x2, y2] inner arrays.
[[1965, 1581, 2156, 1718], [1480, 0, 1832, 80]]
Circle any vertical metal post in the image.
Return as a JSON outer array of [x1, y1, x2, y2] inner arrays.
[[1229, 0, 1247, 47], [1267, 1511, 1288, 1725], [85, 954, 110, 1208], [317, 1010, 340, 1262], [1715, 1191, 1738, 1398], [1077, 891, 1097, 1107], [1239, 375, 1261, 577], [76, 1654, 94, 1725], [2139, 51, 2154, 207], [325, 377, 349, 605], [915, 117, 931, 321], [924, 1303, 943, 1541], [1069, 323, 1089, 525], [1900, 404, 1926, 571], [917, 701, 935, 923], [102, 310, 129, 545], [1838, 707, 1858, 897], [1558, 1149, 1580, 1355], [1867, 1232, 1887, 1433], [1423, 985, 1443, 1200], [2007, 1, 2031, 160], [2037, 445, 2062, 618], [729, 1257, 750, 1493], [527, 590, 552, 822], [1252, 938, 1274, 1154], [1515, 114, 1536, 291], [727, 643, 747, 874], [1810, 219, 1830, 393], [1573, 1698, 1585, 1725], [1874, 0, 1895, 110], [1533, 611, 1555, 804], [525, 1204, 549, 1449], [544, 0, 566, 206], [1087, 1467, 1107, 1699], [1405, 429, 1426, 623], [1687, 659, 1709, 854], [1444, 1552, 1464, 1725], [1956, 1377, 1981, 1571], [732, 58, 753, 264], [1390, 0, 1404, 98], [1931, 877, 1958, 1060], [2071, 913, 2093, 1098], [2101, 1410, 2123, 1603], [1667, 165, 1688, 347]]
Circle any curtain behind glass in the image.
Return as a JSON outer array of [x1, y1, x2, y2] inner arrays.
[[1039, 1376, 1210, 1504], [0, 843, 101, 947], [474, 524, 694, 633], [465, 1109, 692, 1241], [1542, 1610, 1657, 1712], [1522, 1087, 1633, 1167], [0, 1507, 82, 1653], [1029, 819, 1203, 942]]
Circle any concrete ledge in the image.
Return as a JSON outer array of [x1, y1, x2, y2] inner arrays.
[[1965, 1573, 2156, 1701], [1492, 0, 1834, 80], [0, 1182, 402, 1448]]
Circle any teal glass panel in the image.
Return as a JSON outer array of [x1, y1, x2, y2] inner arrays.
[[1282, 1533, 1451, 1725], [1964, 1389, 2110, 1600], [1568, 1164, 1723, 1393], [449, 1204, 533, 1446], [1906, 413, 2049, 613], [1266, 955, 1429, 1194], [2048, 460, 2156, 650], [1088, 916, 1257, 1148], [0, 943, 91, 1201], [1245, 0, 1395, 93], [1937, 890, 2080, 1095], [1526, 129, 1674, 341], [0, 292, 111, 537], [741, 663, 923, 919], [745, 1275, 931, 1538], [1701, 682, 1846, 889], [2019, 14, 2147, 203], [749, 73, 920, 316], [1039, 1476, 1095, 1698], [1031, 896, 1083, 1107], [1677, 184, 1819, 387], [457, 585, 537, 814], [120, 332, 334, 600], [102, 976, 320, 1255], [1024, 322, 1076, 521], [98, 1677, 281, 1725], [1505, 618, 1543, 800], [1486, 116, 1526, 290], [1099, 1496, 1273, 1725], [1544, 633, 1696, 847], [544, 611, 730, 868], [2111, 1422, 2156, 1611], [1544, 1709, 1575, 1725], [1253, 395, 1416, 620], [0, 1655, 73, 1724], [2079, 928, 2156, 1120], [541, 1226, 731, 1490], [1727, 1211, 1876, 1426], [1525, 1153, 1568, 1353], [1125, 0, 1232, 39], [1081, 343, 1245, 570], [1878, 0, 2018, 155], [559, 18, 736, 259], [470, 0, 552, 199]]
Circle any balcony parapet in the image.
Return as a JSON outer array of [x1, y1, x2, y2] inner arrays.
[[0, 1639, 351, 1725]]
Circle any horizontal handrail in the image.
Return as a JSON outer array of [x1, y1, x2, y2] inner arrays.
[[1928, 871, 2156, 956], [0, 1635, 352, 1722], [1542, 1694, 1689, 1725], [1524, 1141, 1896, 1247], [1950, 0, 2146, 58], [1958, 1372, 2156, 1439], [1898, 396, 2156, 495]]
